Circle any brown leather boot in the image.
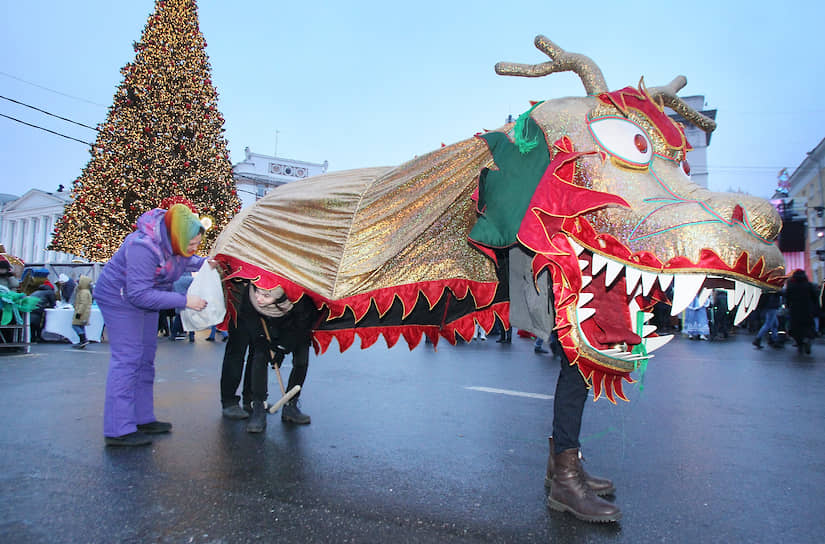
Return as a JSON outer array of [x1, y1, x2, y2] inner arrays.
[[545, 437, 615, 495], [547, 448, 622, 523]]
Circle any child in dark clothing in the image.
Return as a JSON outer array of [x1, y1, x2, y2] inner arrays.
[[223, 282, 318, 433]]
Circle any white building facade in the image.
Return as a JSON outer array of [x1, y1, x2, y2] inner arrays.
[[0, 189, 78, 266], [786, 136, 825, 285], [233, 147, 328, 209]]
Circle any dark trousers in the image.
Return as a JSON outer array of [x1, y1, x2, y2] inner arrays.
[[551, 349, 588, 454], [220, 320, 253, 408], [250, 341, 309, 403]]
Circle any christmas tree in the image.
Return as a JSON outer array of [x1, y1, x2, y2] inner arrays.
[[49, 0, 240, 262]]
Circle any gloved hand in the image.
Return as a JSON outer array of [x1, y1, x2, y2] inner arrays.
[[271, 348, 285, 369]]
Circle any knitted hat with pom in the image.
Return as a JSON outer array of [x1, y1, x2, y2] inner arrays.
[[164, 204, 204, 257]]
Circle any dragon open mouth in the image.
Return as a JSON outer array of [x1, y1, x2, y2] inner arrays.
[[558, 235, 771, 376]]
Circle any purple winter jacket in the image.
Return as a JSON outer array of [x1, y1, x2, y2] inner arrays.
[[93, 209, 205, 311]]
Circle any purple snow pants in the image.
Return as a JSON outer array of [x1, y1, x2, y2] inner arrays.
[[99, 298, 161, 438]]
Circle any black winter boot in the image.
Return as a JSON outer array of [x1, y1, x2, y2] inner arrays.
[[281, 400, 311, 424], [246, 401, 267, 433], [72, 333, 89, 349], [547, 448, 622, 523], [544, 437, 615, 496]]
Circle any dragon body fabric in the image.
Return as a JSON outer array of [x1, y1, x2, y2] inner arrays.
[[213, 37, 784, 402]]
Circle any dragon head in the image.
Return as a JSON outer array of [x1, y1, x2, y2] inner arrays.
[[472, 36, 784, 401]]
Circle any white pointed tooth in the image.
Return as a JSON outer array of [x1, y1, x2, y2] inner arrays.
[[568, 238, 585, 256], [670, 274, 706, 316], [642, 324, 657, 337], [725, 289, 736, 311], [641, 271, 657, 296], [658, 273, 674, 291], [628, 298, 641, 319], [733, 299, 750, 325], [733, 280, 746, 306], [591, 253, 607, 275], [581, 275, 592, 289], [644, 334, 674, 352], [625, 266, 641, 295], [641, 312, 654, 323], [579, 259, 589, 271], [577, 307, 595, 322], [698, 288, 713, 307], [600, 347, 624, 354], [741, 284, 754, 310], [577, 292, 594, 307], [614, 351, 634, 359], [623, 353, 653, 361], [749, 287, 762, 311], [605, 260, 623, 288]]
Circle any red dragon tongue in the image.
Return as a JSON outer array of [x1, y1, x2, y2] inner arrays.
[[583, 277, 642, 348]]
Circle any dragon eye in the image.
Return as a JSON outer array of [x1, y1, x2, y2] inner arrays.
[[634, 134, 648, 153], [680, 159, 691, 180], [588, 117, 653, 167]]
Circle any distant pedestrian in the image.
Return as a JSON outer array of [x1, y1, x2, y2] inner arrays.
[[752, 291, 781, 349], [170, 272, 195, 342], [71, 276, 93, 349], [28, 280, 56, 342], [683, 294, 710, 340], [784, 269, 819, 354]]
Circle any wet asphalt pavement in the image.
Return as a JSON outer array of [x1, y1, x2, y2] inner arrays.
[[0, 329, 823, 543]]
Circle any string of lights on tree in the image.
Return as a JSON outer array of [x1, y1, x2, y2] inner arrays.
[[48, 0, 240, 262]]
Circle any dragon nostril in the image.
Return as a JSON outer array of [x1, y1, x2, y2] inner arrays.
[[731, 204, 745, 224]]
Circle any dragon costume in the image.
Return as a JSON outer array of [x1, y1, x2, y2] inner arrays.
[[213, 36, 784, 402]]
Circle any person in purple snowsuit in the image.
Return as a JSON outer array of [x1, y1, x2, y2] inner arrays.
[[94, 204, 210, 447]]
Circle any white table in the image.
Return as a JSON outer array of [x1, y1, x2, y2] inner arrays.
[[44, 306, 105, 344]]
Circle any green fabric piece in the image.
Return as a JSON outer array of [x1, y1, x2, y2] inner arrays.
[[470, 115, 551, 247], [632, 310, 649, 391], [513, 101, 544, 154], [0, 286, 40, 326]]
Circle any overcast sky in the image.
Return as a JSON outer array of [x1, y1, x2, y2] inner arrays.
[[1, 0, 823, 201]]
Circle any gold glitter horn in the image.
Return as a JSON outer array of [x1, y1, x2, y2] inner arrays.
[[494, 35, 608, 95], [496, 35, 717, 133]]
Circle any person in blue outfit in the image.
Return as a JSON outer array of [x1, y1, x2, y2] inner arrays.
[[94, 204, 211, 447]]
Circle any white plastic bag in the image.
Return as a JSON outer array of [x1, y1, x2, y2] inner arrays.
[[181, 261, 226, 331]]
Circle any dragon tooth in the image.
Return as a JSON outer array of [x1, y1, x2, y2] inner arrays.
[[568, 238, 585, 256], [577, 292, 594, 307], [625, 266, 641, 295], [658, 273, 674, 291], [641, 312, 654, 323], [605, 259, 623, 288], [577, 306, 596, 322], [741, 284, 754, 310], [622, 353, 653, 361], [641, 270, 657, 296], [733, 280, 746, 306], [628, 297, 641, 318], [749, 287, 762, 311], [644, 334, 674, 352], [579, 259, 589, 271], [591, 253, 607, 275], [641, 324, 657, 337], [670, 274, 706, 316], [733, 299, 750, 325], [581, 275, 592, 289]]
